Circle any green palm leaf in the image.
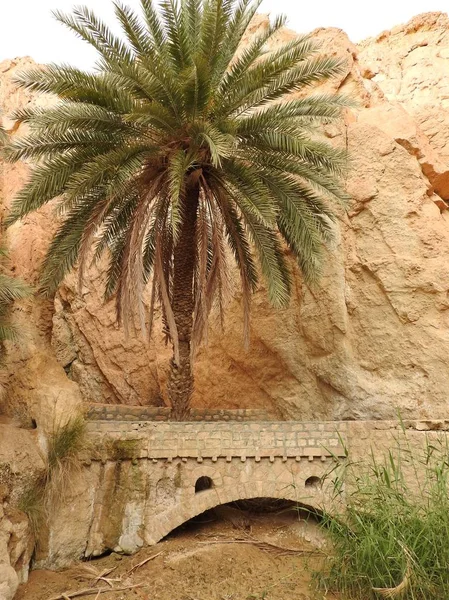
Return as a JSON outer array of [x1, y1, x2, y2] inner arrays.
[[0, 256, 32, 347], [5, 0, 350, 418], [0, 126, 8, 146]]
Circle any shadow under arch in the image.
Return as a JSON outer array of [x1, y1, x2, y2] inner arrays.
[[146, 483, 328, 545]]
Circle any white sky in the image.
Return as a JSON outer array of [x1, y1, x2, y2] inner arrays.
[[1, 0, 448, 69]]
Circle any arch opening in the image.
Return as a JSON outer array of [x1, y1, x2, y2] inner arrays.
[[160, 497, 327, 600], [164, 497, 325, 544], [195, 475, 213, 493], [153, 483, 329, 547], [305, 476, 322, 489]]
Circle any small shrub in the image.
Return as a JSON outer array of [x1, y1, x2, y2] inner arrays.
[[316, 434, 449, 599], [47, 414, 86, 471], [18, 476, 46, 538], [0, 248, 32, 349], [19, 414, 86, 542], [45, 414, 86, 505]]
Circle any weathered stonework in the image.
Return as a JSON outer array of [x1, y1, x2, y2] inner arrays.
[[34, 417, 449, 569], [87, 403, 276, 422], [85, 420, 346, 460]]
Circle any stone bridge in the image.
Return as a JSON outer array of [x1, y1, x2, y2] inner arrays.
[[36, 407, 449, 569]]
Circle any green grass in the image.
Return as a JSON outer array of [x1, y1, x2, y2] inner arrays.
[[316, 433, 449, 599], [18, 475, 47, 538], [19, 414, 86, 541], [45, 414, 86, 505], [47, 414, 85, 471]]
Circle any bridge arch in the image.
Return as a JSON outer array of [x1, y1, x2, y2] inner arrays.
[[82, 419, 349, 558], [143, 481, 328, 545]]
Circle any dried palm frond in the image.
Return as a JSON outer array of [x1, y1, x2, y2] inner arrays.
[[372, 544, 413, 598], [5, 0, 351, 415]]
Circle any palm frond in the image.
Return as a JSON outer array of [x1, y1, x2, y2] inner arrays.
[[113, 1, 152, 57], [13, 65, 137, 112], [0, 250, 32, 347], [0, 275, 31, 304], [6, 0, 350, 363], [141, 0, 166, 50], [53, 6, 135, 67], [0, 125, 8, 146], [166, 148, 198, 239], [217, 13, 290, 99]]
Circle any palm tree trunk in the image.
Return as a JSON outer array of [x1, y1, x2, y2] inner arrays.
[[167, 182, 199, 420]]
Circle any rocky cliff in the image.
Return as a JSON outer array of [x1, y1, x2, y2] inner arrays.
[[1, 12, 449, 596], [1, 12, 449, 427]]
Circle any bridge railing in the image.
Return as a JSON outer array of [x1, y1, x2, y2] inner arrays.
[[87, 403, 277, 422]]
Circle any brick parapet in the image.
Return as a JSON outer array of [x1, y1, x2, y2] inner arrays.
[[85, 420, 348, 461], [87, 403, 275, 422], [84, 418, 449, 464]]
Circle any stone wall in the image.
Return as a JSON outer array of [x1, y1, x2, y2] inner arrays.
[[41, 419, 349, 566], [36, 418, 448, 569], [87, 403, 276, 422], [85, 420, 347, 461]]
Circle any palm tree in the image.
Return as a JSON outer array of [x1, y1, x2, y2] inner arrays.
[[0, 249, 31, 346], [4, 0, 349, 419], [0, 125, 8, 147], [0, 126, 31, 348]]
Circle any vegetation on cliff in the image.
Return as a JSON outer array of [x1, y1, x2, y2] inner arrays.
[[319, 435, 449, 599], [0, 126, 31, 349], [19, 414, 86, 541]]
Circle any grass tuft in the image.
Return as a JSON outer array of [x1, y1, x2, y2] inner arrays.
[[18, 414, 86, 544], [316, 434, 449, 599], [47, 414, 85, 471], [18, 475, 47, 538], [45, 414, 86, 506]]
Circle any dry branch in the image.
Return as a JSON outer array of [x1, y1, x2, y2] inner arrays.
[[76, 565, 120, 587], [93, 566, 117, 584], [198, 537, 322, 556], [372, 568, 411, 598], [123, 551, 163, 578], [372, 545, 412, 598], [48, 584, 143, 600]]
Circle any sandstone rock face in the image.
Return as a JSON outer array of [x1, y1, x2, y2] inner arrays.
[[358, 12, 449, 198], [6, 352, 83, 436], [1, 13, 449, 425], [0, 564, 18, 600], [0, 424, 45, 586]]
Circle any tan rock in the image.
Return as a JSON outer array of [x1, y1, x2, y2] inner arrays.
[[0, 424, 45, 584], [1, 14, 449, 424], [5, 353, 83, 435], [357, 102, 449, 199], [358, 12, 449, 163], [53, 272, 168, 406], [0, 563, 18, 600]]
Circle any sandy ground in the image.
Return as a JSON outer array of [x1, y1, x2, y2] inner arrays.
[[16, 503, 339, 600]]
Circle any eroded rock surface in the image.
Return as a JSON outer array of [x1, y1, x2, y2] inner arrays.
[[1, 13, 449, 423], [0, 424, 45, 589]]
